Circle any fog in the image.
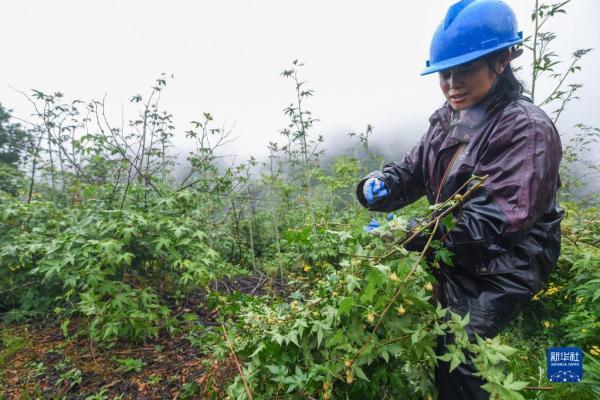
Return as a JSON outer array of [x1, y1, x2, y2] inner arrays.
[[2, 0, 599, 166]]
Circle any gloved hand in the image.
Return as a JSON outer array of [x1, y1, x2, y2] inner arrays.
[[363, 177, 389, 205], [404, 217, 444, 253], [363, 218, 380, 233]]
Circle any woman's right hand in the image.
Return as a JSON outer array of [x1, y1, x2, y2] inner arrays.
[[363, 177, 389, 205]]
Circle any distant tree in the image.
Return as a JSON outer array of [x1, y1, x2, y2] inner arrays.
[[0, 103, 27, 195]]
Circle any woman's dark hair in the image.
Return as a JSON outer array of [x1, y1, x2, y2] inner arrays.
[[485, 49, 525, 107]]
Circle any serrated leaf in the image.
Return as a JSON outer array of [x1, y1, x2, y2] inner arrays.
[[482, 382, 525, 400], [338, 297, 355, 315], [460, 312, 471, 327], [372, 263, 390, 276], [411, 331, 421, 344], [449, 352, 462, 372]]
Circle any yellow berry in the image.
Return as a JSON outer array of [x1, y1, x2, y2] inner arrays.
[[397, 305, 406, 316], [543, 321, 552, 328], [346, 374, 354, 384], [303, 265, 311, 272], [367, 313, 375, 323], [344, 359, 352, 368], [424, 282, 433, 292], [389, 272, 399, 282], [454, 194, 463, 202]]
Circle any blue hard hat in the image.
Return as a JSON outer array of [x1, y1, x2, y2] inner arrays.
[[421, 0, 523, 76]]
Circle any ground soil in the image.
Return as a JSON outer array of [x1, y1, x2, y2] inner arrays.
[[0, 273, 286, 399]]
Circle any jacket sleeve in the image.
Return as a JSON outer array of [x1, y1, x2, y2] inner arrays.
[[444, 108, 562, 268], [356, 133, 429, 212]]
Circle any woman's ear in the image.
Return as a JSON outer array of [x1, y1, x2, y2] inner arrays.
[[495, 49, 511, 75]]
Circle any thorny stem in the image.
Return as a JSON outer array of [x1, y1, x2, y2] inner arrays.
[[222, 324, 254, 400], [374, 175, 488, 264], [348, 174, 489, 369], [351, 218, 441, 367]]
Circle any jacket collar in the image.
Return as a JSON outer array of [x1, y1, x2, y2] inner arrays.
[[430, 88, 502, 130], [430, 90, 502, 153]]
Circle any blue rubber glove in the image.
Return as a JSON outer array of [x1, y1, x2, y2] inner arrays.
[[363, 218, 380, 233], [363, 178, 389, 205]]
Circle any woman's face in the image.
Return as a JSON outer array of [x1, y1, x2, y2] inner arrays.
[[439, 54, 508, 110]]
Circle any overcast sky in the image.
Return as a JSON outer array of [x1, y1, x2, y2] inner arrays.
[[2, 0, 599, 162]]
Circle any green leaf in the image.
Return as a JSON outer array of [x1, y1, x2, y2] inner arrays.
[[317, 327, 324, 348], [249, 342, 265, 358], [460, 312, 471, 327], [411, 331, 422, 345], [360, 271, 382, 303], [294, 318, 308, 337], [338, 297, 355, 315], [380, 349, 389, 363], [441, 214, 455, 231], [60, 319, 70, 337], [154, 237, 172, 251], [481, 382, 526, 400], [354, 366, 370, 382], [449, 352, 463, 372], [372, 263, 390, 276], [285, 330, 300, 347]]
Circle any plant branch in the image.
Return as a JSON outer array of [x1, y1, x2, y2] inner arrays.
[[222, 324, 253, 400]]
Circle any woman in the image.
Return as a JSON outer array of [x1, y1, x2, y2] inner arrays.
[[356, 0, 563, 398]]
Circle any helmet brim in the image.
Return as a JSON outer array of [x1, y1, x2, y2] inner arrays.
[[420, 39, 523, 76]]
